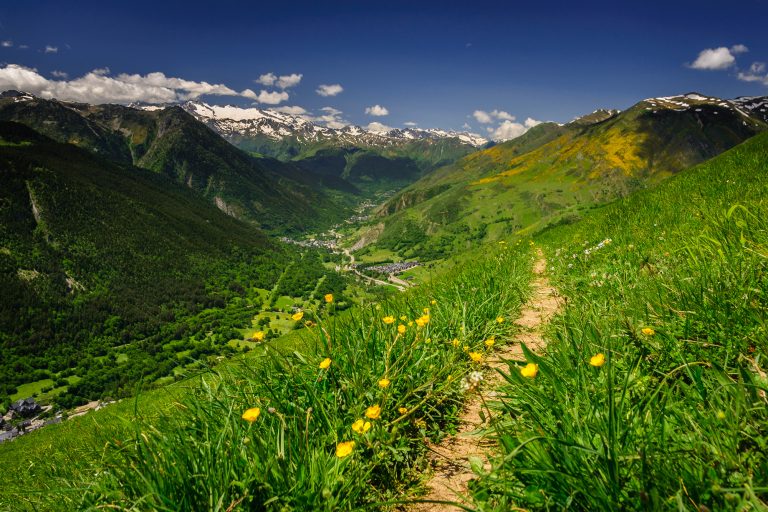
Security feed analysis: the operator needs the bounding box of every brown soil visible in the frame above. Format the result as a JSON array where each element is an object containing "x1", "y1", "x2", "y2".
[{"x1": 407, "y1": 250, "x2": 562, "y2": 511}]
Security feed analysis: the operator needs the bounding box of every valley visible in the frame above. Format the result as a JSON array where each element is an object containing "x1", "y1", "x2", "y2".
[{"x1": 1, "y1": 84, "x2": 767, "y2": 511}]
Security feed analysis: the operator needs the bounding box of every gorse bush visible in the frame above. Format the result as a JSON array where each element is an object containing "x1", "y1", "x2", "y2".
[
  {"x1": 474, "y1": 132, "x2": 768, "y2": 510},
  {"x1": 80, "y1": 244, "x2": 532, "y2": 510}
]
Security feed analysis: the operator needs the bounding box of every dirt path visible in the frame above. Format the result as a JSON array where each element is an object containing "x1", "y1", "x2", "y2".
[{"x1": 408, "y1": 250, "x2": 562, "y2": 511}]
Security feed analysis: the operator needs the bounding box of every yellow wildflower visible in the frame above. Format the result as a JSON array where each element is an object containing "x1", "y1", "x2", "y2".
[
  {"x1": 496, "y1": 316, "x2": 505, "y2": 324},
  {"x1": 463, "y1": 344, "x2": 469, "y2": 352},
  {"x1": 414, "y1": 418, "x2": 427, "y2": 428},
  {"x1": 305, "y1": 320, "x2": 315, "y2": 327},
  {"x1": 430, "y1": 299, "x2": 437, "y2": 305},
  {"x1": 292, "y1": 311, "x2": 304, "y2": 321},
  {"x1": 241, "y1": 407, "x2": 261, "y2": 422},
  {"x1": 485, "y1": 337, "x2": 495, "y2": 349},
  {"x1": 253, "y1": 331, "x2": 265, "y2": 341},
  {"x1": 365, "y1": 404, "x2": 382, "y2": 420},
  {"x1": 378, "y1": 378, "x2": 391, "y2": 388},
  {"x1": 319, "y1": 357, "x2": 331, "y2": 369},
  {"x1": 423, "y1": 307, "x2": 430, "y2": 314},
  {"x1": 641, "y1": 327, "x2": 655, "y2": 336},
  {"x1": 400, "y1": 315, "x2": 408, "y2": 321},
  {"x1": 415, "y1": 315, "x2": 430, "y2": 327},
  {"x1": 324, "y1": 293, "x2": 334, "y2": 303},
  {"x1": 716, "y1": 410, "x2": 726, "y2": 420},
  {"x1": 398, "y1": 407, "x2": 408, "y2": 415},
  {"x1": 383, "y1": 316, "x2": 395, "y2": 324},
  {"x1": 452, "y1": 338, "x2": 460, "y2": 348},
  {"x1": 408, "y1": 321, "x2": 414, "y2": 327},
  {"x1": 397, "y1": 324, "x2": 406, "y2": 334},
  {"x1": 589, "y1": 353, "x2": 606, "y2": 367},
  {"x1": 469, "y1": 351, "x2": 483, "y2": 363},
  {"x1": 335, "y1": 440, "x2": 355, "y2": 458},
  {"x1": 520, "y1": 363, "x2": 539, "y2": 378},
  {"x1": 351, "y1": 419, "x2": 372, "y2": 434}
]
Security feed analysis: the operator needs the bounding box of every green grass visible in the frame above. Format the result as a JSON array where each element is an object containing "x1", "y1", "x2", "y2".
[
  {"x1": 472, "y1": 131, "x2": 768, "y2": 510},
  {"x1": 0, "y1": 242, "x2": 532, "y2": 511},
  {"x1": 10, "y1": 379, "x2": 55, "y2": 401}
]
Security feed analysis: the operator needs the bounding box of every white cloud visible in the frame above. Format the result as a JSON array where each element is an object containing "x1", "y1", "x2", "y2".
[
  {"x1": 737, "y1": 61, "x2": 768, "y2": 85},
  {"x1": 255, "y1": 72, "x2": 303, "y2": 89},
  {"x1": 255, "y1": 72, "x2": 277, "y2": 86},
  {"x1": 487, "y1": 117, "x2": 543, "y2": 142},
  {"x1": 403, "y1": 121, "x2": 418, "y2": 127},
  {"x1": 18, "y1": 44, "x2": 29, "y2": 49},
  {"x1": 689, "y1": 45, "x2": 748, "y2": 70},
  {"x1": 242, "y1": 88, "x2": 290, "y2": 104},
  {"x1": 316, "y1": 83, "x2": 343, "y2": 97},
  {"x1": 490, "y1": 109, "x2": 515, "y2": 121},
  {"x1": 473, "y1": 110, "x2": 493, "y2": 124},
  {"x1": 44, "y1": 45, "x2": 58, "y2": 54},
  {"x1": 51, "y1": 70, "x2": 68, "y2": 78},
  {"x1": 365, "y1": 104, "x2": 389, "y2": 116},
  {"x1": 320, "y1": 106, "x2": 342, "y2": 115},
  {"x1": 273, "y1": 105, "x2": 307, "y2": 115},
  {"x1": 0, "y1": 64, "x2": 267, "y2": 104},
  {"x1": 276, "y1": 73, "x2": 302, "y2": 89},
  {"x1": 366, "y1": 121, "x2": 392, "y2": 134},
  {"x1": 301, "y1": 107, "x2": 349, "y2": 128},
  {"x1": 1, "y1": 41, "x2": 12, "y2": 48}
]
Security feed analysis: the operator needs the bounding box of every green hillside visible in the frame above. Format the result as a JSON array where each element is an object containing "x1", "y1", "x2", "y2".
[
  {"x1": 367, "y1": 97, "x2": 766, "y2": 260},
  {"x1": 0, "y1": 121, "x2": 345, "y2": 408},
  {"x1": 474, "y1": 131, "x2": 768, "y2": 509},
  {"x1": 0, "y1": 96, "x2": 348, "y2": 233}
]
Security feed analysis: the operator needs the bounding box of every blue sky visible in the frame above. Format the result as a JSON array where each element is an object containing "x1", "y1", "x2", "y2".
[{"x1": 1, "y1": 0, "x2": 767, "y2": 135}]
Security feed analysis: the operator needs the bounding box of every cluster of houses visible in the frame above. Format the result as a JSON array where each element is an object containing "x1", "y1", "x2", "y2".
[
  {"x1": 0, "y1": 397, "x2": 61, "y2": 443},
  {"x1": 362, "y1": 261, "x2": 420, "y2": 275}
]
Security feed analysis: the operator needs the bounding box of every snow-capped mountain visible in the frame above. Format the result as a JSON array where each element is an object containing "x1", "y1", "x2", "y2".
[
  {"x1": 174, "y1": 101, "x2": 489, "y2": 148},
  {"x1": 639, "y1": 93, "x2": 768, "y2": 125}
]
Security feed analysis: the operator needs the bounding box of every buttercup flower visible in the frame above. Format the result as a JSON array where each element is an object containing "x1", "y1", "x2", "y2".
[
  {"x1": 400, "y1": 315, "x2": 408, "y2": 321},
  {"x1": 496, "y1": 316, "x2": 505, "y2": 324},
  {"x1": 469, "y1": 351, "x2": 483, "y2": 363},
  {"x1": 336, "y1": 440, "x2": 355, "y2": 458},
  {"x1": 292, "y1": 311, "x2": 304, "y2": 321},
  {"x1": 485, "y1": 337, "x2": 495, "y2": 348},
  {"x1": 383, "y1": 316, "x2": 395, "y2": 324},
  {"x1": 365, "y1": 404, "x2": 382, "y2": 420},
  {"x1": 398, "y1": 324, "x2": 406, "y2": 334},
  {"x1": 590, "y1": 353, "x2": 606, "y2": 367},
  {"x1": 430, "y1": 300, "x2": 437, "y2": 305},
  {"x1": 242, "y1": 407, "x2": 261, "y2": 422},
  {"x1": 452, "y1": 338, "x2": 460, "y2": 348},
  {"x1": 351, "y1": 419, "x2": 372, "y2": 434},
  {"x1": 378, "y1": 378, "x2": 391, "y2": 388},
  {"x1": 398, "y1": 407, "x2": 408, "y2": 415},
  {"x1": 520, "y1": 363, "x2": 539, "y2": 378},
  {"x1": 324, "y1": 293, "x2": 334, "y2": 303},
  {"x1": 319, "y1": 357, "x2": 331, "y2": 369},
  {"x1": 641, "y1": 327, "x2": 655, "y2": 336},
  {"x1": 415, "y1": 315, "x2": 430, "y2": 327}
]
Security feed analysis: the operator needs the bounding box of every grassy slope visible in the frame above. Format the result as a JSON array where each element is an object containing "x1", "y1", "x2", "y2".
[
  {"x1": 0, "y1": 239, "x2": 533, "y2": 511},
  {"x1": 473, "y1": 131, "x2": 768, "y2": 510},
  {"x1": 371, "y1": 102, "x2": 765, "y2": 260}
]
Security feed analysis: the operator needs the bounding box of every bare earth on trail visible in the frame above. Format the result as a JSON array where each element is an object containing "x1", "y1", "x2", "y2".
[{"x1": 408, "y1": 250, "x2": 562, "y2": 511}]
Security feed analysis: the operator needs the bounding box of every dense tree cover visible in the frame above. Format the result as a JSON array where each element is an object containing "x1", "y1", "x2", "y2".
[{"x1": 0, "y1": 122, "x2": 352, "y2": 406}]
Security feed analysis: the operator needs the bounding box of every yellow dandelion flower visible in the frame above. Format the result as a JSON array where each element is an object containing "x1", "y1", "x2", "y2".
[
  {"x1": 641, "y1": 327, "x2": 655, "y2": 336},
  {"x1": 589, "y1": 353, "x2": 606, "y2": 367},
  {"x1": 253, "y1": 331, "x2": 265, "y2": 341},
  {"x1": 383, "y1": 316, "x2": 395, "y2": 324},
  {"x1": 397, "y1": 324, "x2": 406, "y2": 334},
  {"x1": 336, "y1": 440, "x2": 355, "y2": 458},
  {"x1": 351, "y1": 419, "x2": 372, "y2": 434},
  {"x1": 292, "y1": 311, "x2": 304, "y2": 321},
  {"x1": 378, "y1": 378, "x2": 391, "y2": 388},
  {"x1": 520, "y1": 363, "x2": 539, "y2": 378},
  {"x1": 415, "y1": 315, "x2": 430, "y2": 327},
  {"x1": 365, "y1": 404, "x2": 382, "y2": 420},
  {"x1": 496, "y1": 316, "x2": 505, "y2": 324},
  {"x1": 485, "y1": 337, "x2": 495, "y2": 349},
  {"x1": 319, "y1": 357, "x2": 331, "y2": 369},
  {"x1": 241, "y1": 407, "x2": 261, "y2": 422},
  {"x1": 469, "y1": 351, "x2": 483, "y2": 363},
  {"x1": 324, "y1": 293, "x2": 334, "y2": 303},
  {"x1": 398, "y1": 407, "x2": 408, "y2": 415}
]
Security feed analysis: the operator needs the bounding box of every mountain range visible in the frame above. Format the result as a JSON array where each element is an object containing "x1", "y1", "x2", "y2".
[{"x1": 362, "y1": 93, "x2": 768, "y2": 259}]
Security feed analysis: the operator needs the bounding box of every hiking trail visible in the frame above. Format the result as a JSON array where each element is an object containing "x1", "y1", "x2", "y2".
[{"x1": 409, "y1": 250, "x2": 562, "y2": 511}]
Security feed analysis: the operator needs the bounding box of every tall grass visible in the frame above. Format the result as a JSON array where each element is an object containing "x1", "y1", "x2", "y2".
[
  {"x1": 473, "y1": 133, "x2": 768, "y2": 510},
  {"x1": 74, "y1": 244, "x2": 532, "y2": 510}
]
